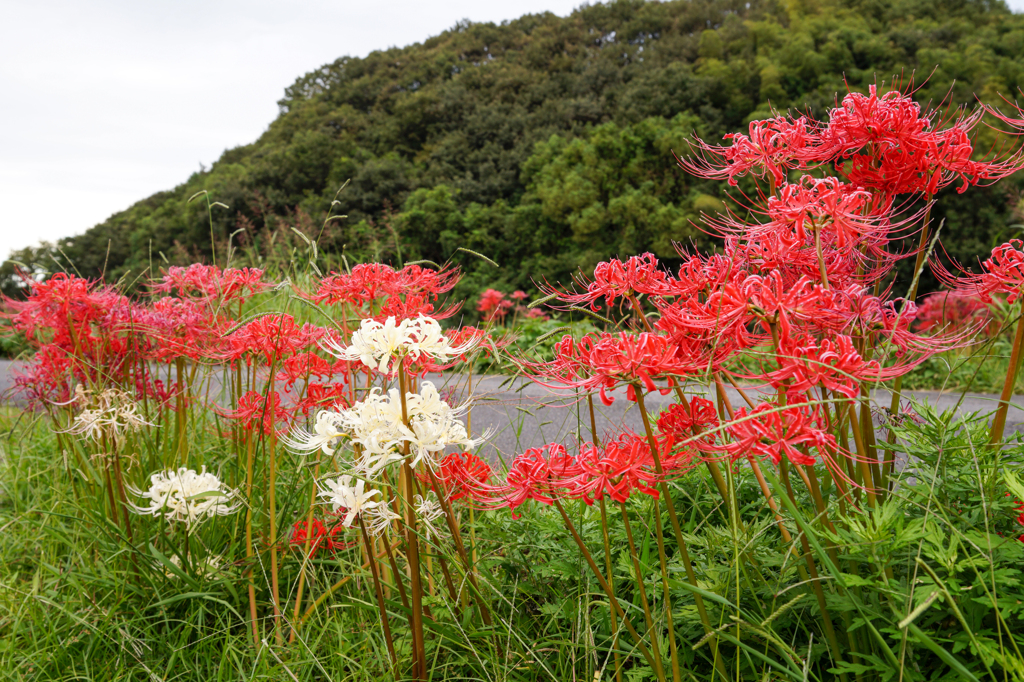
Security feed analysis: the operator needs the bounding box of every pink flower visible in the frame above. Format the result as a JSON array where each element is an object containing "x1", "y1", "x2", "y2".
[{"x1": 477, "y1": 289, "x2": 512, "y2": 322}]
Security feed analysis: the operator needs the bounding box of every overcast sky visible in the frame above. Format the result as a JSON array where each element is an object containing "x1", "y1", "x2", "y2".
[
  {"x1": 3, "y1": 0, "x2": 1022, "y2": 263},
  {"x1": 0, "y1": 0, "x2": 585, "y2": 261}
]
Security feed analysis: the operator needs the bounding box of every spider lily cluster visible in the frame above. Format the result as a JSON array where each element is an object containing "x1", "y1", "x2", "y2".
[{"x1": 5, "y1": 83, "x2": 1024, "y2": 680}]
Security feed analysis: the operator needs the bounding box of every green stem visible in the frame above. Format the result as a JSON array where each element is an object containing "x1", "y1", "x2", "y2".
[
  {"x1": 619, "y1": 502, "x2": 667, "y2": 682},
  {"x1": 551, "y1": 498, "x2": 659, "y2": 672},
  {"x1": 383, "y1": 529, "x2": 410, "y2": 610},
  {"x1": 423, "y1": 467, "x2": 494, "y2": 626},
  {"x1": 243, "y1": 432, "x2": 258, "y2": 647},
  {"x1": 883, "y1": 199, "x2": 933, "y2": 470},
  {"x1": 268, "y1": 426, "x2": 282, "y2": 646},
  {"x1": 175, "y1": 357, "x2": 186, "y2": 467},
  {"x1": 629, "y1": 294, "x2": 729, "y2": 505},
  {"x1": 780, "y1": 461, "x2": 847, "y2": 682},
  {"x1": 815, "y1": 224, "x2": 830, "y2": 289},
  {"x1": 635, "y1": 389, "x2": 727, "y2": 681},
  {"x1": 360, "y1": 517, "x2": 398, "y2": 666},
  {"x1": 296, "y1": 541, "x2": 398, "y2": 630},
  {"x1": 599, "y1": 497, "x2": 623, "y2": 682},
  {"x1": 591, "y1": 395, "x2": 623, "y2": 682},
  {"x1": 847, "y1": 403, "x2": 877, "y2": 510},
  {"x1": 289, "y1": 459, "x2": 321, "y2": 644},
  {"x1": 398, "y1": 368, "x2": 427, "y2": 680},
  {"x1": 991, "y1": 310, "x2": 1024, "y2": 444}
]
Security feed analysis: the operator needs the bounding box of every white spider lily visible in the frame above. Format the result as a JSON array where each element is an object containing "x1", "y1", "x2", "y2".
[
  {"x1": 402, "y1": 410, "x2": 481, "y2": 468},
  {"x1": 415, "y1": 492, "x2": 446, "y2": 540},
  {"x1": 364, "y1": 501, "x2": 401, "y2": 537},
  {"x1": 320, "y1": 314, "x2": 479, "y2": 373},
  {"x1": 287, "y1": 381, "x2": 484, "y2": 476},
  {"x1": 400, "y1": 382, "x2": 485, "y2": 468},
  {"x1": 282, "y1": 410, "x2": 346, "y2": 455},
  {"x1": 127, "y1": 467, "x2": 240, "y2": 530},
  {"x1": 66, "y1": 408, "x2": 109, "y2": 441},
  {"x1": 319, "y1": 475, "x2": 383, "y2": 527},
  {"x1": 60, "y1": 388, "x2": 156, "y2": 444},
  {"x1": 403, "y1": 315, "x2": 478, "y2": 363},
  {"x1": 321, "y1": 316, "x2": 410, "y2": 373}
]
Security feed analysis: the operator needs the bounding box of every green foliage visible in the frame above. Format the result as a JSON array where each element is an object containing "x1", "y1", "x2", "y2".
[
  {"x1": 4, "y1": 399, "x2": 1024, "y2": 679},
  {"x1": 7, "y1": 0, "x2": 1024, "y2": 297}
]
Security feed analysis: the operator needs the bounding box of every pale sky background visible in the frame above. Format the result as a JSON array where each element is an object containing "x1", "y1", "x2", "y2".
[
  {"x1": 3, "y1": 0, "x2": 1023, "y2": 262},
  {"x1": 0, "y1": 0, "x2": 585, "y2": 261}
]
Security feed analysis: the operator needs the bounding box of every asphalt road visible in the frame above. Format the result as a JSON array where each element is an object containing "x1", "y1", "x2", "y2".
[{"x1": 3, "y1": 360, "x2": 1022, "y2": 464}]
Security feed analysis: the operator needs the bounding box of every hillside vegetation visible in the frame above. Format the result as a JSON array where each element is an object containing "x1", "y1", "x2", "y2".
[{"x1": 6, "y1": 0, "x2": 1024, "y2": 302}]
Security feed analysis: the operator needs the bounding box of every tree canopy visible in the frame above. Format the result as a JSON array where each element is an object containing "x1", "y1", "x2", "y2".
[{"x1": 6, "y1": 0, "x2": 1024, "y2": 299}]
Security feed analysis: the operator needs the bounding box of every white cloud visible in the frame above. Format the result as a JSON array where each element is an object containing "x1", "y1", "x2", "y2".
[{"x1": 0, "y1": 0, "x2": 585, "y2": 260}]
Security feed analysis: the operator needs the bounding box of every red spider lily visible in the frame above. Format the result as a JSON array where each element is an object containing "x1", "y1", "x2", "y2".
[
  {"x1": 290, "y1": 518, "x2": 357, "y2": 557},
  {"x1": 311, "y1": 264, "x2": 398, "y2": 305},
  {"x1": 479, "y1": 443, "x2": 580, "y2": 514},
  {"x1": 394, "y1": 264, "x2": 460, "y2": 297},
  {"x1": 135, "y1": 296, "x2": 226, "y2": 361},
  {"x1": 666, "y1": 252, "x2": 741, "y2": 299},
  {"x1": 372, "y1": 290, "x2": 461, "y2": 323},
  {"x1": 542, "y1": 253, "x2": 672, "y2": 311},
  {"x1": 220, "y1": 315, "x2": 322, "y2": 366},
  {"x1": 422, "y1": 451, "x2": 493, "y2": 502},
  {"x1": 759, "y1": 333, "x2": 921, "y2": 400},
  {"x1": 297, "y1": 382, "x2": 351, "y2": 415},
  {"x1": 133, "y1": 374, "x2": 182, "y2": 410},
  {"x1": 915, "y1": 291, "x2": 994, "y2": 335},
  {"x1": 5, "y1": 275, "x2": 134, "y2": 368},
  {"x1": 153, "y1": 264, "x2": 269, "y2": 303},
  {"x1": 310, "y1": 263, "x2": 459, "y2": 307},
  {"x1": 848, "y1": 293, "x2": 973, "y2": 357},
  {"x1": 218, "y1": 268, "x2": 270, "y2": 303},
  {"x1": 652, "y1": 288, "x2": 752, "y2": 357},
  {"x1": 219, "y1": 390, "x2": 292, "y2": 435},
  {"x1": 477, "y1": 289, "x2": 512, "y2": 322},
  {"x1": 5, "y1": 273, "x2": 119, "y2": 338},
  {"x1": 713, "y1": 399, "x2": 838, "y2": 469},
  {"x1": 447, "y1": 326, "x2": 508, "y2": 360},
  {"x1": 657, "y1": 397, "x2": 720, "y2": 446},
  {"x1": 559, "y1": 433, "x2": 664, "y2": 504},
  {"x1": 511, "y1": 290, "x2": 528, "y2": 301},
  {"x1": 681, "y1": 114, "x2": 826, "y2": 187},
  {"x1": 1012, "y1": 495, "x2": 1024, "y2": 543},
  {"x1": 3, "y1": 274, "x2": 151, "y2": 399},
  {"x1": 12, "y1": 346, "x2": 76, "y2": 407},
  {"x1": 762, "y1": 177, "x2": 884, "y2": 250},
  {"x1": 825, "y1": 85, "x2": 1020, "y2": 195},
  {"x1": 694, "y1": 272, "x2": 850, "y2": 344},
  {"x1": 527, "y1": 332, "x2": 700, "y2": 405},
  {"x1": 277, "y1": 351, "x2": 341, "y2": 388},
  {"x1": 939, "y1": 240, "x2": 1024, "y2": 304},
  {"x1": 152, "y1": 264, "x2": 220, "y2": 297},
  {"x1": 291, "y1": 518, "x2": 330, "y2": 556}
]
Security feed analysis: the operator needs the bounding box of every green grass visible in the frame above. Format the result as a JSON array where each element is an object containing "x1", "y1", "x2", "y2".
[{"x1": 3, "y1": 398, "x2": 1024, "y2": 681}]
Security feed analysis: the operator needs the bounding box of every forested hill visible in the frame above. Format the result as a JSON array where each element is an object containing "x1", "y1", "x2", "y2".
[{"x1": 7, "y1": 0, "x2": 1024, "y2": 299}]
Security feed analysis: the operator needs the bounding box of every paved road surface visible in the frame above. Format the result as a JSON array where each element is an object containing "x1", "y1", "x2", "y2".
[{"x1": 3, "y1": 360, "x2": 1022, "y2": 464}]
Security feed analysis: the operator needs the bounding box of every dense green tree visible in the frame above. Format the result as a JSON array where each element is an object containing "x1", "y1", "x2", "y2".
[{"x1": 9, "y1": 0, "x2": 1024, "y2": 299}]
